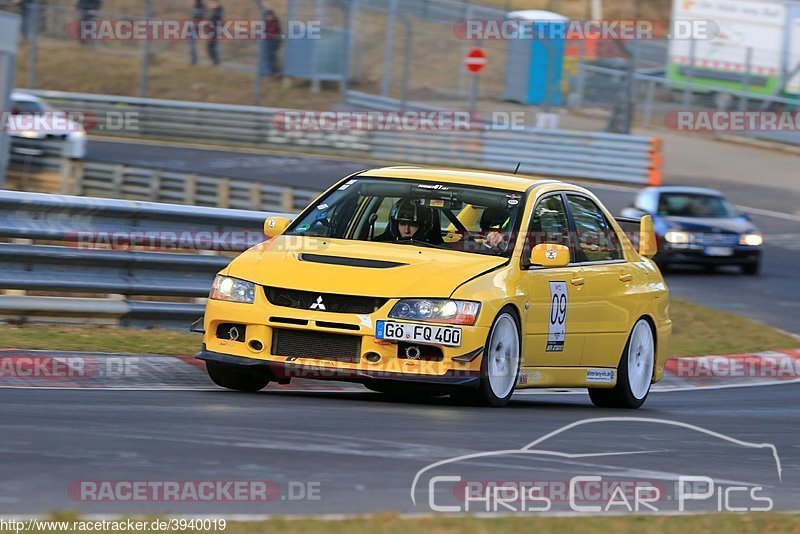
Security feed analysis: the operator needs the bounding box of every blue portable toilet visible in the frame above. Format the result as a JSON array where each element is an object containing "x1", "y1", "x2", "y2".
[{"x1": 502, "y1": 10, "x2": 567, "y2": 106}]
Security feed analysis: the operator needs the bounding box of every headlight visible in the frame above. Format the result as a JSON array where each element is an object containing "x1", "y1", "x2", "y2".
[
  {"x1": 71, "y1": 130, "x2": 87, "y2": 139},
  {"x1": 17, "y1": 130, "x2": 39, "y2": 139},
  {"x1": 664, "y1": 230, "x2": 691, "y2": 245},
  {"x1": 210, "y1": 275, "x2": 256, "y2": 303},
  {"x1": 389, "y1": 299, "x2": 481, "y2": 326},
  {"x1": 740, "y1": 233, "x2": 763, "y2": 246}
]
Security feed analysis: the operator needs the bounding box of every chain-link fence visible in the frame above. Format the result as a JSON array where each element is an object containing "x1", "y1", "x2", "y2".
[{"x1": 569, "y1": 39, "x2": 800, "y2": 144}]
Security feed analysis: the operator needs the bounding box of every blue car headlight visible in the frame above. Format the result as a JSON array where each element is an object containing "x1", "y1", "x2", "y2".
[{"x1": 210, "y1": 275, "x2": 256, "y2": 304}]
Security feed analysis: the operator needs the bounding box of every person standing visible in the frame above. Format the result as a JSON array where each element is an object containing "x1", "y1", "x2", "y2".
[
  {"x1": 76, "y1": 0, "x2": 102, "y2": 47},
  {"x1": 207, "y1": 0, "x2": 223, "y2": 65},
  {"x1": 263, "y1": 5, "x2": 283, "y2": 76},
  {"x1": 188, "y1": 0, "x2": 205, "y2": 65}
]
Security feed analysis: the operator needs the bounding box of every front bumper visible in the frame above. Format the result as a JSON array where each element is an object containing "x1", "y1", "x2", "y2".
[
  {"x1": 197, "y1": 346, "x2": 481, "y2": 387},
  {"x1": 658, "y1": 246, "x2": 761, "y2": 266},
  {"x1": 199, "y1": 295, "x2": 488, "y2": 382}
]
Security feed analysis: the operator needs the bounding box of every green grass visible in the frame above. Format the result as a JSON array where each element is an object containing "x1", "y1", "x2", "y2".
[
  {"x1": 669, "y1": 299, "x2": 799, "y2": 357},
  {"x1": 38, "y1": 511, "x2": 800, "y2": 533},
  {"x1": 0, "y1": 299, "x2": 797, "y2": 357},
  {"x1": 0, "y1": 322, "x2": 201, "y2": 356}
]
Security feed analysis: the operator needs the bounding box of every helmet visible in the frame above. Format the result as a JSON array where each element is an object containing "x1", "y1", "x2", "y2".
[{"x1": 389, "y1": 199, "x2": 434, "y2": 240}]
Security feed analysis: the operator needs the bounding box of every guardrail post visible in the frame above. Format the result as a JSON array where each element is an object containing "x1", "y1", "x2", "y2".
[
  {"x1": 59, "y1": 158, "x2": 73, "y2": 195},
  {"x1": 184, "y1": 174, "x2": 198, "y2": 205},
  {"x1": 281, "y1": 187, "x2": 294, "y2": 212},
  {"x1": 217, "y1": 179, "x2": 231, "y2": 208},
  {"x1": 149, "y1": 169, "x2": 162, "y2": 202},
  {"x1": 72, "y1": 160, "x2": 85, "y2": 195},
  {"x1": 251, "y1": 183, "x2": 263, "y2": 210},
  {"x1": 112, "y1": 165, "x2": 125, "y2": 197}
]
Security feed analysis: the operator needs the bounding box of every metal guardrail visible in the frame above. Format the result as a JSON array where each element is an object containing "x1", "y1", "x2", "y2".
[
  {"x1": 346, "y1": 91, "x2": 662, "y2": 184},
  {"x1": 27, "y1": 89, "x2": 371, "y2": 152},
  {"x1": 74, "y1": 161, "x2": 320, "y2": 211},
  {"x1": 0, "y1": 190, "x2": 288, "y2": 329},
  {"x1": 30, "y1": 90, "x2": 664, "y2": 185}
]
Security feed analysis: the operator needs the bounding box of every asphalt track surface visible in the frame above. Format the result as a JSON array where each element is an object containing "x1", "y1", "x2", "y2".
[
  {"x1": 89, "y1": 139, "x2": 800, "y2": 334},
  {"x1": 0, "y1": 383, "x2": 797, "y2": 515}
]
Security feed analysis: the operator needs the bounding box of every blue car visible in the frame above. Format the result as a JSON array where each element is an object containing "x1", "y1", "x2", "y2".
[{"x1": 621, "y1": 186, "x2": 763, "y2": 275}]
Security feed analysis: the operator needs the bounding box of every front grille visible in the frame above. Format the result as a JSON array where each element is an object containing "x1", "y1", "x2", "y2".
[
  {"x1": 693, "y1": 232, "x2": 738, "y2": 246},
  {"x1": 264, "y1": 286, "x2": 388, "y2": 314},
  {"x1": 271, "y1": 328, "x2": 362, "y2": 363}
]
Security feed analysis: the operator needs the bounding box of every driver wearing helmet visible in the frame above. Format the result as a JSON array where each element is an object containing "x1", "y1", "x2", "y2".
[{"x1": 375, "y1": 199, "x2": 444, "y2": 245}]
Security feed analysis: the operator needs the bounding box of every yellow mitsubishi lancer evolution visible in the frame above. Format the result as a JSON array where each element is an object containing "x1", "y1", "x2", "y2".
[{"x1": 197, "y1": 167, "x2": 671, "y2": 408}]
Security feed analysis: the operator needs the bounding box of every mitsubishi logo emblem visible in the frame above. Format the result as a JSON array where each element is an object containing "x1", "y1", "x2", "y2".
[{"x1": 310, "y1": 296, "x2": 326, "y2": 311}]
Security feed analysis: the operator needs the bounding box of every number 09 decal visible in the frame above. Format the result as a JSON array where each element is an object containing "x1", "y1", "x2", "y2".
[{"x1": 547, "y1": 281, "x2": 568, "y2": 352}]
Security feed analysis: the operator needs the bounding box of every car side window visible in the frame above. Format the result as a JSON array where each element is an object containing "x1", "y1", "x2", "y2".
[
  {"x1": 525, "y1": 194, "x2": 571, "y2": 260},
  {"x1": 566, "y1": 195, "x2": 624, "y2": 263}
]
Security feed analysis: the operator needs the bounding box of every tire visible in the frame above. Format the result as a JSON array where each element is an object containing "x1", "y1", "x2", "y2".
[
  {"x1": 589, "y1": 318, "x2": 655, "y2": 409},
  {"x1": 206, "y1": 361, "x2": 271, "y2": 392},
  {"x1": 741, "y1": 262, "x2": 760, "y2": 276},
  {"x1": 451, "y1": 309, "x2": 521, "y2": 407}
]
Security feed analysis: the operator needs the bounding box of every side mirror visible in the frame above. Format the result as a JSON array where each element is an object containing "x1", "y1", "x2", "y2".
[
  {"x1": 742, "y1": 212, "x2": 752, "y2": 221},
  {"x1": 264, "y1": 216, "x2": 291, "y2": 238},
  {"x1": 530, "y1": 244, "x2": 570, "y2": 268},
  {"x1": 639, "y1": 215, "x2": 658, "y2": 257}
]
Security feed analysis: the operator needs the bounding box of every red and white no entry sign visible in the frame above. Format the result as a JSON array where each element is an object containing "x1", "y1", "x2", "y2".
[{"x1": 464, "y1": 47, "x2": 487, "y2": 74}]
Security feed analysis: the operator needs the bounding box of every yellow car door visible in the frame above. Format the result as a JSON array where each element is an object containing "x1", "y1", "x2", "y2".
[
  {"x1": 522, "y1": 193, "x2": 585, "y2": 367},
  {"x1": 564, "y1": 193, "x2": 640, "y2": 367}
]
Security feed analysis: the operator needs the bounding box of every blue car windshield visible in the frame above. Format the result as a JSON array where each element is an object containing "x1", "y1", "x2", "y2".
[
  {"x1": 284, "y1": 178, "x2": 524, "y2": 257},
  {"x1": 658, "y1": 193, "x2": 739, "y2": 218}
]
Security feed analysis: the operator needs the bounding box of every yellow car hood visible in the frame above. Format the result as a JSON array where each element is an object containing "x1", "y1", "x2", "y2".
[{"x1": 226, "y1": 236, "x2": 507, "y2": 298}]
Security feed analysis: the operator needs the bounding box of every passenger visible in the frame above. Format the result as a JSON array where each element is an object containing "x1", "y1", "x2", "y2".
[{"x1": 480, "y1": 207, "x2": 511, "y2": 251}]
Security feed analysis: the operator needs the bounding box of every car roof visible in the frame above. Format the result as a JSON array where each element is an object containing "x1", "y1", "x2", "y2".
[
  {"x1": 646, "y1": 186, "x2": 724, "y2": 196},
  {"x1": 10, "y1": 91, "x2": 41, "y2": 102},
  {"x1": 358, "y1": 166, "x2": 561, "y2": 193}
]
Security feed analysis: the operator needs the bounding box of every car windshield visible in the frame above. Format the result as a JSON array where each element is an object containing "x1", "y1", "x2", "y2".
[
  {"x1": 11, "y1": 99, "x2": 49, "y2": 114},
  {"x1": 657, "y1": 193, "x2": 739, "y2": 218},
  {"x1": 285, "y1": 177, "x2": 524, "y2": 257}
]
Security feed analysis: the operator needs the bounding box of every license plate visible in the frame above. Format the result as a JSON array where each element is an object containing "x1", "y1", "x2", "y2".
[
  {"x1": 375, "y1": 321, "x2": 462, "y2": 347},
  {"x1": 705, "y1": 247, "x2": 733, "y2": 257}
]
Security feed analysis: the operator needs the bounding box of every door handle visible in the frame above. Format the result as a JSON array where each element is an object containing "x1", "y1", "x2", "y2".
[
  {"x1": 570, "y1": 277, "x2": 585, "y2": 286},
  {"x1": 619, "y1": 273, "x2": 633, "y2": 282}
]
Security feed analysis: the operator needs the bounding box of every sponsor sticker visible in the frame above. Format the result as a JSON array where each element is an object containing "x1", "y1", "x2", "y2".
[{"x1": 586, "y1": 368, "x2": 616, "y2": 383}]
